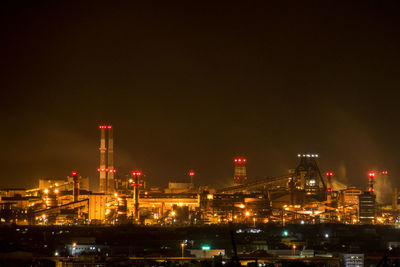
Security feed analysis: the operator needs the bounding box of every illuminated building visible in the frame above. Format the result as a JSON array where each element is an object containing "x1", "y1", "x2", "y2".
[
  {"x1": 1, "y1": 142, "x2": 396, "y2": 227},
  {"x1": 359, "y1": 192, "x2": 376, "y2": 224}
]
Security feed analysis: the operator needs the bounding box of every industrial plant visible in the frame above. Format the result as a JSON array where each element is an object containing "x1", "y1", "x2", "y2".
[{"x1": 1, "y1": 125, "x2": 398, "y2": 227}]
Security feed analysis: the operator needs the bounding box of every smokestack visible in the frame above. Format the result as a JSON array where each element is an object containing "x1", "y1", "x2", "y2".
[
  {"x1": 72, "y1": 172, "x2": 79, "y2": 202},
  {"x1": 233, "y1": 157, "x2": 247, "y2": 184},
  {"x1": 189, "y1": 171, "x2": 195, "y2": 189},
  {"x1": 368, "y1": 171, "x2": 375, "y2": 195},
  {"x1": 99, "y1": 126, "x2": 107, "y2": 193},
  {"x1": 107, "y1": 126, "x2": 114, "y2": 193},
  {"x1": 132, "y1": 171, "x2": 142, "y2": 220},
  {"x1": 326, "y1": 172, "x2": 333, "y2": 204}
]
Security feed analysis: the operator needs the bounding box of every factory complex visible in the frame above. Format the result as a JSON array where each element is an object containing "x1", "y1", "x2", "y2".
[{"x1": 1, "y1": 125, "x2": 398, "y2": 227}]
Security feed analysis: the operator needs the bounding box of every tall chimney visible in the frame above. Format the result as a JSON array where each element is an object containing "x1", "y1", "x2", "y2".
[
  {"x1": 72, "y1": 172, "x2": 80, "y2": 202},
  {"x1": 326, "y1": 172, "x2": 333, "y2": 204},
  {"x1": 233, "y1": 157, "x2": 247, "y2": 184},
  {"x1": 189, "y1": 171, "x2": 195, "y2": 189},
  {"x1": 107, "y1": 126, "x2": 114, "y2": 193},
  {"x1": 99, "y1": 126, "x2": 107, "y2": 193},
  {"x1": 368, "y1": 171, "x2": 376, "y2": 195}
]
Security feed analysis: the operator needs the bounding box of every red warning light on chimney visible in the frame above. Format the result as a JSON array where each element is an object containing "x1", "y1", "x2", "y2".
[
  {"x1": 72, "y1": 171, "x2": 78, "y2": 176},
  {"x1": 368, "y1": 172, "x2": 376, "y2": 178},
  {"x1": 326, "y1": 172, "x2": 334, "y2": 176},
  {"x1": 189, "y1": 171, "x2": 195, "y2": 176},
  {"x1": 382, "y1": 170, "x2": 388, "y2": 175}
]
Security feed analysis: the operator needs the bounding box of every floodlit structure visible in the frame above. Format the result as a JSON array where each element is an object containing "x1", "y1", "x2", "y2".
[
  {"x1": 359, "y1": 192, "x2": 376, "y2": 224},
  {"x1": 295, "y1": 154, "x2": 326, "y2": 200},
  {"x1": 0, "y1": 123, "x2": 397, "y2": 227}
]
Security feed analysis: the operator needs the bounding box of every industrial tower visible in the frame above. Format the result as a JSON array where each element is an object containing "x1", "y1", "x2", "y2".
[
  {"x1": 233, "y1": 158, "x2": 247, "y2": 184},
  {"x1": 295, "y1": 154, "x2": 326, "y2": 200},
  {"x1": 98, "y1": 125, "x2": 116, "y2": 194}
]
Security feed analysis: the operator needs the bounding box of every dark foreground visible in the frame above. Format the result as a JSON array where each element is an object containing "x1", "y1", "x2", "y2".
[{"x1": 1, "y1": 223, "x2": 400, "y2": 266}]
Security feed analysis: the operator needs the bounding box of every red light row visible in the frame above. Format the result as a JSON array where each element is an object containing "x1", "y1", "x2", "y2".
[
  {"x1": 99, "y1": 125, "x2": 112, "y2": 129},
  {"x1": 233, "y1": 177, "x2": 247, "y2": 180},
  {"x1": 97, "y1": 168, "x2": 117, "y2": 173},
  {"x1": 325, "y1": 171, "x2": 387, "y2": 178},
  {"x1": 132, "y1": 171, "x2": 142, "y2": 176},
  {"x1": 189, "y1": 171, "x2": 195, "y2": 176},
  {"x1": 234, "y1": 158, "x2": 247, "y2": 163}
]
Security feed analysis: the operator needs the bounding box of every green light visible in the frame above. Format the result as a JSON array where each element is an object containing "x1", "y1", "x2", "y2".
[
  {"x1": 282, "y1": 231, "x2": 288, "y2": 237},
  {"x1": 202, "y1": 246, "x2": 211, "y2": 251}
]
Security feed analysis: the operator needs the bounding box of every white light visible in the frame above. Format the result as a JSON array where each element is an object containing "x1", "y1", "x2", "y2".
[
  {"x1": 324, "y1": 233, "x2": 329, "y2": 238},
  {"x1": 300, "y1": 220, "x2": 305, "y2": 224},
  {"x1": 297, "y1": 154, "x2": 301, "y2": 158}
]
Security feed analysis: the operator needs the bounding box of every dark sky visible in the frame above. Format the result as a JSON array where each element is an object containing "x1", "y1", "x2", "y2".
[{"x1": 1, "y1": 1, "x2": 400, "y2": 191}]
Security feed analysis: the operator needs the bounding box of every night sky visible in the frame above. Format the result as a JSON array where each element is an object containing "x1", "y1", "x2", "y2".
[{"x1": 1, "y1": 2, "x2": 400, "y2": 191}]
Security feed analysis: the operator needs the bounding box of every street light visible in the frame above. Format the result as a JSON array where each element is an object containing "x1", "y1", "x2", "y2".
[
  {"x1": 181, "y1": 242, "x2": 185, "y2": 258},
  {"x1": 292, "y1": 244, "x2": 296, "y2": 256},
  {"x1": 72, "y1": 242, "x2": 77, "y2": 257}
]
